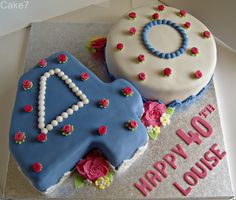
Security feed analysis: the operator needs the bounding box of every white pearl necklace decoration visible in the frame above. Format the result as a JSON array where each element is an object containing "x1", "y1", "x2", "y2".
[{"x1": 38, "y1": 68, "x2": 89, "y2": 134}]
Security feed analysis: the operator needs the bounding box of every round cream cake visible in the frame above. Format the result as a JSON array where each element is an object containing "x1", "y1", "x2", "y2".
[{"x1": 105, "y1": 4, "x2": 217, "y2": 104}]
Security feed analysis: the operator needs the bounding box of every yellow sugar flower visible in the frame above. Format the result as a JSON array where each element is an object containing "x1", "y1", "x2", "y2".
[
  {"x1": 160, "y1": 113, "x2": 171, "y2": 126},
  {"x1": 95, "y1": 176, "x2": 111, "y2": 190}
]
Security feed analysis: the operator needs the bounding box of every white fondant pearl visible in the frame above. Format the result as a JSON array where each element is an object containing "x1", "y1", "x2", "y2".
[
  {"x1": 41, "y1": 128, "x2": 48, "y2": 134},
  {"x1": 69, "y1": 83, "x2": 75, "y2": 88},
  {"x1": 72, "y1": 87, "x2": 79, "y2": 92},
  {"x1": 80, "y1": 94, "x2": 87, "y2": 100},
  {"x1": 38, "y1": 116, "x2": 44, "y2": 123},
  {"x1": 62, "y1": 75, "x2": 68, "y2": 80},
  {"x1": 75, "y1": 90, "x2": 82, "y2": 96},
  {"x1": 77, "y1": 101, "x2": 84, "y2": 108},
  {"x1": 56, "y1": 116, "x2": 63, "y2": 122},
  {"x1": 58, "y1": 71, "x2": 64, "y2": 77},
  {"x1": 38, "y1": 123, "x2": 45, "y2": 129},
  {"x1": 51, "y1": 120, "x2": 58, "y2": 126},
  {"x1": 83, "y1": 98, "x2": 89, "y2": 104},
  {"x1": 38, "y1": 110, "x2": 45, "y2": 116},
  {"x1": 39, "y1": 90, "x2": 46, "y2": 96},
  {"x1": 67, "y1": 108, "x2": 73, "y2": 115},
  {"x1": 49, "y1": 69, "x2": 55, "y2": 75},
  {"x1": 65, "y1": 78, "x2": 72, "y2": 84},
  {"x1": 40, "y1": 80, "x2": 46, "y2": 86},
  {"x1": 62, "y1": 112, "x2": 68, "y2": 119},
  {"x1": 46, "y1": 124, "x2": 53, "y2": 131},
  {"x1": 54, "y1": 68, "x2": 61, "y2": 73},
  {"x1": 40, "y1": 76, "x2": 47, "y2": 81},
  {"x1": 44, "y1": 72, "x2": 50, "y2": 78},
  {"x1": 39, "y1": 95, "x2": 45, "y2": 102},
  {"x1": 72, "y1": 105, "x2": 79, "y2": 111},
  {"x1": 40, "y1": 85, "x2": 46, "y2": 91},
  {"x1": 38, "y1": 101, "x2": 45, "y2": 106},
  {"x1": 38, "y1": 105, "x2": 45, "y2": 111}
]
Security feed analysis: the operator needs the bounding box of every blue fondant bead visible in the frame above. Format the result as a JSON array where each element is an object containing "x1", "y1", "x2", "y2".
[
  {"x1": 170, "y1": 53, "x2": 176, "y2": 58},
  {"x1": 155, "y1": 51, "x2": 160, "y2": 56},
  {"x1": 162, "y1": 19, "x2": 167, "y2": 24},
  {"x1": 165, "y1": 53, "x2": 171, "y2": 59},
  {"x1": 9, "y1": 51, "x2": 148, "y2": 192},
  {"x1": 179, "y1": 48, "x2": 184, "y2": 53},
  {"x1": 166, "y1": 20, "x2": 172, "y2": 25},
  {"x1": 159, "y1": 53, "x2": 164, "y2": 58}
]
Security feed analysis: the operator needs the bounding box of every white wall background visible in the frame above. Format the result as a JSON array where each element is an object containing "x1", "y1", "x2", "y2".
[
  {"x1": 161, "y1": 0, "x2": 236, "y2": 51},
  {"x1": 0, "y1": 0, "x2": 108, "y2": 36}
]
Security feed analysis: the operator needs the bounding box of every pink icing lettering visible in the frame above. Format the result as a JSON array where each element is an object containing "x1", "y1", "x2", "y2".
[
  {"x1": 163, "y1": 153, "x2": 177, "y2": 169},
  {"x1": 171, "y1": 144, "x2": 188, "y2": 159},
  {"x1": 184, "y1": 171, "x2": 198, "y2": 186},
  {"x1": 173, "y1": 182, "x2": 191, "y2": 196},
  {"x1": 134, "y1": 177, "x2": 153, "y2": 197},
  {"x1": 145, "y1": 170, "x2": 162, "y2": 187},
  {"x1": 191, "y1": 116, "x2": 212, "y2": 138},
  {"x1": 153, "y1": 161, "x2": 168, "y2": 178},
  {"x1": 191, "y1": 162, "x2": 208, "y2": 179}
]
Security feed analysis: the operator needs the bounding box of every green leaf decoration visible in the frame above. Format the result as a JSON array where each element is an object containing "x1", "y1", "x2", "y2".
[
  {"x1": 106, "y1": 171, "x2": 113, "y2": 182},
  {"x1": 166, "y1": 107, "x2": 175, "y2": 117},
  {"x1": 74, "y1": 173, "x2": 85, "y2": 189},
  {"x1": 148, "y1": 130, "x2": 159, "y2": 141}
]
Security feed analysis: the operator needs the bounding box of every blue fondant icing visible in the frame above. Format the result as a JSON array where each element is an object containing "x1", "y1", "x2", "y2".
[
  {"x1": 9, "y1": 51, "x2": 148, "y2": 192},
  {"x1": 142, "y1": 19, "x2": 188, "y2": 59}
]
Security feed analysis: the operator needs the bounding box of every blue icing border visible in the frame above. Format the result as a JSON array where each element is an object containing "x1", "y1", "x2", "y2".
[
  {"x1": 9, "y1": 51, "x2": 148, "y2": 192},
  {"x1": 142, "y1": 19, "x2": 188, "y2": 59}
]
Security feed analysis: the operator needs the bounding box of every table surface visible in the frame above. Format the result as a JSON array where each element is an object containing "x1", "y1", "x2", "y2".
[{"x1": 0, "y1": 0, "x2": 235, "y2": 196}]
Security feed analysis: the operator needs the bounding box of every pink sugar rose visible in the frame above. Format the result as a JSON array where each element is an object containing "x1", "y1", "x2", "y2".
[
  {"x1": 141, "y1": 101, "x2": 166, "y2": 127},
  {"x1": 76, "y1": 152, "x2": 109, "y2": 181}
]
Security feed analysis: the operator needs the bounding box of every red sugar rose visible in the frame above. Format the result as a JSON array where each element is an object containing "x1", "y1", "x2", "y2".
[
  {"x1": 157, "y1": 5, "x2": 165, "y2": 11},
  {"x1": 138, "y1": 54, "x2": 145, "y2": 62},
  {"x1": 152, "y1": 13, "x2": 159, "y2": 20},
  {"x1": 98, "y1": 126, "x2": 107, "y2": 136},
  {"x1": 129, "y1": 27, "x2": 136, "y2": 35},
  {"x1": 14, "y1": 131, "x2": 26, "y2": 144},
  {"x1": 179, "y1": 9, "x2": 186, "y2": 17},
  {"x1": 23, "y1": 80, "x2": 33, "y2": 90},
  {"x1": 63, "y1": 124, "x2": 73, "y2": 134},
  {"x1": 203, "y1": 31, "x2": 211, "y2": 38},
  {"x1": 195, "y1": 70, "x2": 203, "y2": 79},
  {"x1": 99, "y1": 98, "x2": 109, "y2": 108},
  {"x1": 58, "y1": 54, "x2": 68, "y2": 63},
  {"x1": 141, "y1": 101, "x2": 166, "y2": 127},
  {"x1": 90, "y1": 37, "x2": 107, "y2": 50},
  {"x1": 37, "y1": 133, "x2": 47, "y2": 143},
  {"x1": 76, "y1": 152, "x2": 109, "y2": 181},
  {"x1": 138, "y1": 72, "x2": 146, "y2": 81},
  {"x1": 164, "y1": 68, "x2": 172, "y2": 76},
  {"x1": 80, "y1": 72, "x2": 90, "y2": 81},
  {"x1": 191, "y1": 47, "x2": 199, "y2": 55},
  {"x1": 122, "y1": 86, "x2": 133, "y2": 96},
  {"x1": 116, "y1": 43, "x2": 124, "y2": 50},
  {"x1": 184, "y1": 22, "x2": 191, "y2": 28},
  {"x1": 129, "y1": 12, "x2": 136, "y2": 19},
  {"x1": 24, "y1": 104, "x2": 33, "y2": 112},
  {"x1": 32, "y1": 162, "x2": 43, "y2": 173},
  {"x1": 128, "y1": 120, "x2": 138, "y2": 130},
  {"x1": 38, "y1": 59, "x2": 47, "y2": 68}
]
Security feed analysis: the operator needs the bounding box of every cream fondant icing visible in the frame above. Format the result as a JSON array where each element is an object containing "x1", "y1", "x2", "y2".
[{"x1": 105, "y1": 5, "x2": 217, "y2": 104}]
